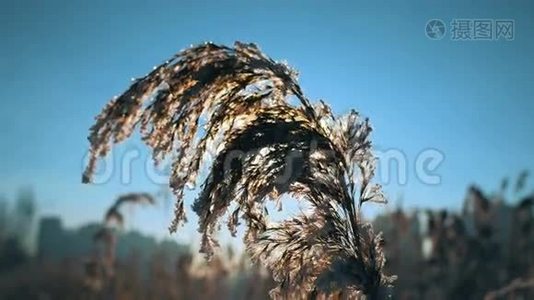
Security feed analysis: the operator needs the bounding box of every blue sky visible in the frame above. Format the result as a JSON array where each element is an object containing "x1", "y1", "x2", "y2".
[{"x1": 1, "y1": 1, "x2": 533, "y2": 243}]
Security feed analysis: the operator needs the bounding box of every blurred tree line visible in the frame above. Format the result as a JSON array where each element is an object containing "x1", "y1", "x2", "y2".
[
  {"x1": 0, "y1": 172, "x2": 533, "y2": 299},
  {"x1": 373, "y1": 171, "x2": 534, "y2": 299},
  {"x1": 0, "y1": 188, "x2": 35, "y2": 272}
]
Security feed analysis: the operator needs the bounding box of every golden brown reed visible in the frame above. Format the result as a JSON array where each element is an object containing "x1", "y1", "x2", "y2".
[{"x1": 83, "y1": 42, "x2": 394, "y2": 299}]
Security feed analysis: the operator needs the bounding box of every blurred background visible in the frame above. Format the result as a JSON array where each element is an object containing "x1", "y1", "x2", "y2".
[{"x1": 1, "y1": 1, "x2": 533, "y2": 299}]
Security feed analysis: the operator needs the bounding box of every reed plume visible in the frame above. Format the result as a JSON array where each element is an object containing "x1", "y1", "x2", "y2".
[
  {"x1": 85, "y1": 193, "x2": 155, "y2": 294},
  {"x1": 83, "y1": 42, "x2": 394, "y2": 298}
]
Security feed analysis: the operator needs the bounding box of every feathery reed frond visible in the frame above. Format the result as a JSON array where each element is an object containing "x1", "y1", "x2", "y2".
[
  {"x1": 87, "y1": 193, "x2": 156, "y2": 292},
  {"x1": 83, "y1": 42, "x2": 394, "y2": 298}
]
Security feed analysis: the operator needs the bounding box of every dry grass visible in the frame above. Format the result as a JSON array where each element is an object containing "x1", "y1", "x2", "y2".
[
  {"x1": 84, "y1": 193, "x2": 156, "y2": 294},
  {"x1": 82, "y1": 42, "x2": 394, "y2": 298}
]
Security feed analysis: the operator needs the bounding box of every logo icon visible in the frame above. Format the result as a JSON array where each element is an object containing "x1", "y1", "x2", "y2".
[{"x1": 426, "y1": 19, "x2": 446, "y2": 40}]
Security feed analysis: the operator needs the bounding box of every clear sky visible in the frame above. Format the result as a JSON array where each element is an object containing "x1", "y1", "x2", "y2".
[{"x1": 1, "y1": 1, "x2": 533, "y2": 243}]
